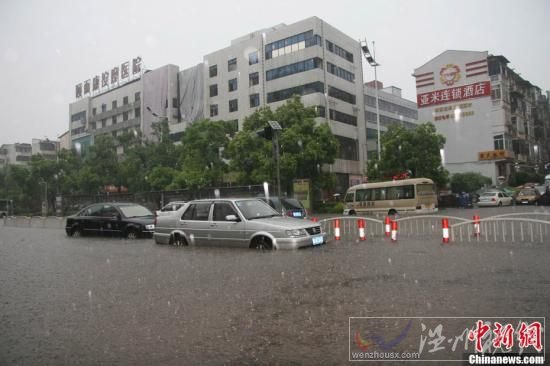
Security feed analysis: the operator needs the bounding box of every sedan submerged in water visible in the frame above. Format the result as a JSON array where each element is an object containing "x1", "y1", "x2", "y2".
[
  {"x1": 65, "y1": 203, "x2": 155, "y2": 239},
  {"x1": 154, "y1": 198, "x2": 326, "y2": 249}
]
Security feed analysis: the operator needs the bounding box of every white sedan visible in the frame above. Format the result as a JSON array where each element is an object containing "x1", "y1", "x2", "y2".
[{"x1": 477, "y1": 192, "x2": 513, "y2": 207}]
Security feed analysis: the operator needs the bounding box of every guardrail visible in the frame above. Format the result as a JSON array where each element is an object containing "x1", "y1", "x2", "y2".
[{"x1": 315, "y1": 213, "x2": 550, "y2": 244}]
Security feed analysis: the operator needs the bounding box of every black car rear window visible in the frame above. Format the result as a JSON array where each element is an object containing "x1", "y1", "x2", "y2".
[{"x1": 281, "y1": 198, "x2": 303, "y2": 210}]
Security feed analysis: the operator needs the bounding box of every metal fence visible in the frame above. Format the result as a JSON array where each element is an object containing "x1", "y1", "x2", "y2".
[{"x1": 316, "y1": 213, "x2": 550, "y2": 244}]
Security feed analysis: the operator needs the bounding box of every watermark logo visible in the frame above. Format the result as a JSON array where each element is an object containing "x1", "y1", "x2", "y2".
[{"x1": 349, "y1": 317, "x2": 545, "y2": 362}]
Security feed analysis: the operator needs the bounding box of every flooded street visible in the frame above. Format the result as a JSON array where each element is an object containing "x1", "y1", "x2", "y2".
[{"x1": 1, "y1": 215, "x2": 548, "y2": 365}]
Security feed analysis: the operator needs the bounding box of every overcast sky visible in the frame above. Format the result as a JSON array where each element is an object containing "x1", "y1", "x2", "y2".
[{"x1": 1, "y1": 0, "x2": 549, "y2": 145}]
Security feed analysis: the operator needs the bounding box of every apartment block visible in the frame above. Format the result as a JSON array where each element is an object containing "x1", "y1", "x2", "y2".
[{"x1": 414, "y1": 50, "x2": 550, "y2": 184}]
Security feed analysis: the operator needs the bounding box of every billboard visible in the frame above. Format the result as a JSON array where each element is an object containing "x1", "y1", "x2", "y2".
[{"x1": 74, "y1": 56, "x2": 143, "y2": 99}]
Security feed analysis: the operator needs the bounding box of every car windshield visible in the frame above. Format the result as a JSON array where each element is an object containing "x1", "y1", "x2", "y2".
[
  {"x1": 520, "y1": 189, "x2": 535, "y2": 195},
  {"x1": 281, "y1": 198, "x2": 303, "y2": 210},
  {"x1": 119, "y1": 205, "x2": 153, "y2": 218},
  {"x1": 480, "y1": 193, "x2": 496, "y2": 197},
  {"x1": 235, "y1": 199, "x2": 280, "y2": 220}
]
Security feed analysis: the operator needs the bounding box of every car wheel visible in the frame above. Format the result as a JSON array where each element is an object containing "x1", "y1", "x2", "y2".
[
  {"x1": 71, "y1": 227, "x2": 82, "y2": 237},
  {"x1": 126, "y1": 229, "x2": 138, "y2": 239},
  {"x1": 171, "y1": 233, "x2": 187, "y2": 247},
  {"x1": 498, "y1": 202, "x2": 502, "y2": 207},
  {"x1": 251, "y1": 236, "x2": 273, "y2": 250}
]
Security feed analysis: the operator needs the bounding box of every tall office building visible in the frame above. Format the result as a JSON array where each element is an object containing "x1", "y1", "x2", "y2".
[
  {"x1": 202, "y1": 17, "x2": 366, "y2": 188},
  {"x1": 364, "y1": 81, "x2": 419, "y2": 167}
]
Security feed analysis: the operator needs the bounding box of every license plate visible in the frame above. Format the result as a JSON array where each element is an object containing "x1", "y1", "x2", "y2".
[
  {"x1": 522, "y1": 201, "x2": 529, "y2": 204},
  {"x1": 293, "y1": 212, "x2": 302, "y2": 217},
  {"x1": 312, "y1": 235, "x2": 323, "y2": 245}
]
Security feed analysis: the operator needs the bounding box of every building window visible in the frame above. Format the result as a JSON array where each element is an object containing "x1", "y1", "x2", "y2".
[
  {"x1": 210, "y1": 104, "x2": 218, "y2": 117},
  {"x1": 250, "y1": 93, "x2": 260, "y2": 108},
  {"x1": 330, "y1": 109, "x2": 357, "y2": 126},
  {"x1": 267, "y1": 82, "x2": 324, "y2": 104},
  {"x1": 228, "y1": 78, "x2": 238, "y2": 92},
  {"x1": 135, "y1": 92, "x2": 141, "y2": 102},
  {"x1": 229, "y1": 99, "x2": 238, "y2": 112},
  {"x1": 210, "y1": 84, "x2": 218, "y2": 97},
  {"x1": 326, "y1": 40, "x2": 354, "y2": 63},
  {"x1": 172, "y1": 98, "x2": 178, "y2": 108},
  {"x1": 326, "y1": 62, "x2": 355, "y2": 82},
  {"x1": 112, "y1": 116, "x2": 117, "y2": 125},
  {"x1": 101, "y1": 104, "x2": 107, "y2": 112},
  {"x1": 248, "y1": 51, "x2": 258, "y2": 65},
  {"x1": 123, "y1": 112, "x2": 128, "y2": 121},
  {"x1": 92, "y1": 107, "x2": 96, "y2": 116},
  {"x1": 228, "y1": 58, "x2": 237, "y2": 72},
  {"x1": 249, "y1": 72, "x2": 259, "y2": 86},
  {"x1": 336, "y1": 135, "x2": 359, "y2": 161},
  {"x1": 209, "y1": 65, "x2": 218, "y2": 77},
  {"x1": 101, "y1": 119, "x2": 106, "y2": 128},
  {"x1": 488, "y1": 61, "x2": 501, "y2": 76},
  {"x1": 266, "y1": 57, "x2": 322, "y2": 81},
  {"x1": 328, "y1": 86, "x2": 356, "y2": 105},
  {"x1": 494, "y1": 135, "x2": 504, "y2": 150},
  {"x1": 491, "y1": 85, "x2": 501, "y2": 100},
  {"x1": 112, "y1": 100, "x2": 117, "y2": 109},
  {"x1": 265, "y1": 30, "x2": 322, "y2": 60},
  {"x1": 123, "y1": 96, "x2": 129, "y2": 105},
  {"x1": 135, "y1": 108, "x2": 141, "y2": 118}
]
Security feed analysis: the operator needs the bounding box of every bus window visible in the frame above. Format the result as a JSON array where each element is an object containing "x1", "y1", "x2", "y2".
[
  {"x1": 373, "y1": 188, "x2": 386, "y2": 201},
  {"x1": 345, "y1": 192, "x2": 354, "y2": 203},
  {"x1": 356, "y1": 189, "x2": 367, "y2": 202}
]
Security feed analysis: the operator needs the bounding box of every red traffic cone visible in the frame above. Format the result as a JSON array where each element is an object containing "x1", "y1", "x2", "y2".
[
  {"x1": 334, "y1": 218, "x2": 341, "y2": 241},
  {"x1": 442, "y1": 218, "x2": 450, "y2": 243},
  {"x1": 391, "y1": 220, "x2": 398, "y2": 242},
  {"x1": 385, "y1": 216, "x2": 391, "y2": 237},
  {"x1": 357, "y1": 218, "x2": 366, "y2": 241}
]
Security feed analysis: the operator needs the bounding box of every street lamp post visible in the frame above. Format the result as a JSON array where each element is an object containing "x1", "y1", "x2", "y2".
[
  {"x1": 361, "y1": 40, "x2": 381, "y2": 161},
  {"x1": 146, "y1": 106, "x2": 168, "y2": 143}
]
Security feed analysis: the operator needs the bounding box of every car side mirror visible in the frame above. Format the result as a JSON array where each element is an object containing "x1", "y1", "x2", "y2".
[
  {"x1": 225, "y1": 214, "x2": 239, "y2": 222},
  {"x1": 115, "y1": 214, "x2": 122, "y2": 221}
]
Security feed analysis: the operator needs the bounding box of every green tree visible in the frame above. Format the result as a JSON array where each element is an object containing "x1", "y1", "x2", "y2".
[
  {"x1": 227, "y1": 97, "x2": 338, "y2": 194},
  {"x1": 367, "y1": 122, "x2": 449, "y2": 187},
  {"x1": 450, "y1": 172, "x2": 492, "y2": 193},
  {"x1": 171, "y1": 119, "x2": 229, "y2": 189}
]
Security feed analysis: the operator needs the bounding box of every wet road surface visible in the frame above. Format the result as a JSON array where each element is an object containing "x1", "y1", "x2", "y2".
[{"x1": 1, "y1": 209, "x2": 549, "y2": 365}]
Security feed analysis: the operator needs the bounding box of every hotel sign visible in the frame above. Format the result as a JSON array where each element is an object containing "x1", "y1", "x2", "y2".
[
  {"x1": 478, "y1": 150, "x2": 514, "y2": 161},
  {"x1": 417, "y1": 81, "x2": 491, "y2": 108},
  {"x1": 75, "y1": 56, "x2": 142, "y2": 99}
]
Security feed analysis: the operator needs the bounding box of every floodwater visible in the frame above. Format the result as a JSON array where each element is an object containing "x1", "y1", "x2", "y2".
[{"x1": 0, "y1": 215, "x2": 548, "y2": 365}]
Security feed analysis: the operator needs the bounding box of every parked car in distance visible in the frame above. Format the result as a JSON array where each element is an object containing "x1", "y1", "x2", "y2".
[
  {"x1": 65, "y1": 203, "x2": 155, "y2": 239},
  {"x1": 515, "y1": 188, "x2": 541, "y2": 205},
  {"x1": 477, "y1": 192, "x2": 513, "y2": 207},
  {"x1": 154, "y1": 198, "x2": 326, "y2": 250},
  {"x1": 260, "y1": 196, "x2": 307, "y2": 218},
  {"x1": 156, "y1": 201, "x2": 187, "y2": 216}
]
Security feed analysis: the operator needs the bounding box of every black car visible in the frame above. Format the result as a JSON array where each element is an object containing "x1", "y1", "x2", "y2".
[
  {"x1": 260, "y1": 197, "x2": 307, "y2": 219},
  {"x1": 65, "y1": 203, "x2": 155, "y2": 239}
]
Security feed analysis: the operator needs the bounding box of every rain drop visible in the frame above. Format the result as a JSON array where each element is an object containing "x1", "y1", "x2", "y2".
[{"x1": 388, "y1": 257, "x2": 392, "y2": 265}]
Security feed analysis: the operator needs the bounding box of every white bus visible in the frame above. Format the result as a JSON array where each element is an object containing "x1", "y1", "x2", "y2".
[{"x1": 343, "y1": 178, "x2": 438, "y2": 216}]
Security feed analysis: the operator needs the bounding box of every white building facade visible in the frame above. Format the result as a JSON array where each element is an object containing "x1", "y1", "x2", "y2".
[
  {"x1": 414, "y1": 50, "x2": 549, "y2": 184},
  {"x1": 202, "y1": 17, "x2": 367, "y2": 188}
]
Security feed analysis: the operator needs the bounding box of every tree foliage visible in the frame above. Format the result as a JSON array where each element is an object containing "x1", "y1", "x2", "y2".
[
  {"x1": 367, "y1": 122, "x2": 449, "y2": 187},
  {"x1": 450, "y1": 172, "x2": 492, "y2": 193},
  {"x1": 226, "y1": 97, "x2": 338, "y2": 194}
]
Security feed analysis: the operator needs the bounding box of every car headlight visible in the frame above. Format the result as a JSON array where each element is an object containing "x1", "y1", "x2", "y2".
[
  {"x1": 285, "y1": 228, "x2": 307, "y2": 237},
  {"x1": 145, "y1": 224, "x2": 155, "y2": 230}
]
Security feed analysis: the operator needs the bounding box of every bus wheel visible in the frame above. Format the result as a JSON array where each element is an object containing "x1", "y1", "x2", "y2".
[
  {"x1": 388, "y1": 209, "x2": 397, "y2": 217},
  {"x1": 349, "y1": 210, "x2": 356, "y2": 216}
]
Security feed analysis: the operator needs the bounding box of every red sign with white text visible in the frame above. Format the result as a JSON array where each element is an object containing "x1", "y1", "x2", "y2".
[{"x1": 417, "y1": 81, "x2": 490, "y2": 108}]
